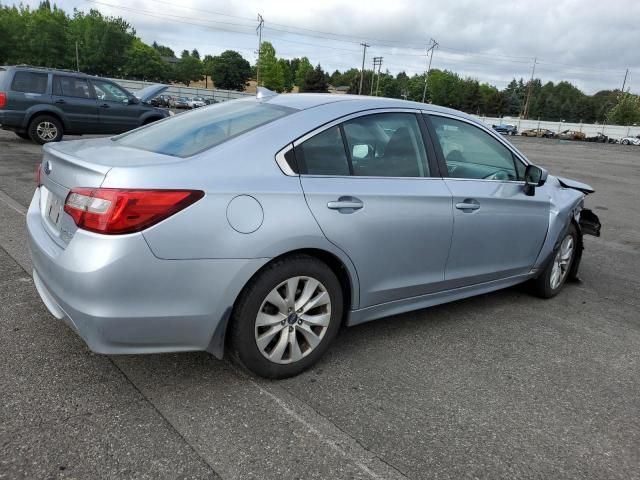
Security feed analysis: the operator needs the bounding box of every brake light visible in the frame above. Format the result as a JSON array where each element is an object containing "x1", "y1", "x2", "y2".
[
  {"x1": 64, "y1": 188, "x2": 204, "y2": 235},
  {"x1": 0, "y1": 92, "x2": 6, "y2": 108}
]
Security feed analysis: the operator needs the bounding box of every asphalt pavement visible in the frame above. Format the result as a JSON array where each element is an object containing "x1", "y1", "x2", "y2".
[{"x1": 0, "y1": 130, "x2": 638, "y2": 479}]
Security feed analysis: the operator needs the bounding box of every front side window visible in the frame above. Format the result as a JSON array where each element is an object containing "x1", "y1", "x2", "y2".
[
  {"x1": 11, "y1": 71, "x2": 48, "y2": 94},
  {"x1": 117, "y1": 99, "x2": 295, "y2": 157},
  {"x1": 430, "y1": 115, "x2": 521, "y2": 181},
  {"x1": 92, "y1": 80, "x2": 129, "y2": 102},
  {"x1": 53, "y1": 76, "x2": 92, "y2": 99},
  {"x1": 342, "y1": 113, "x2": 429, "y2": 177}
]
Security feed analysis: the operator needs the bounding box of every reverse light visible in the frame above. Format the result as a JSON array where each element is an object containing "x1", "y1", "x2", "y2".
[{"x1": 64, "y1": 188, "x2": 204, "y2": 235}]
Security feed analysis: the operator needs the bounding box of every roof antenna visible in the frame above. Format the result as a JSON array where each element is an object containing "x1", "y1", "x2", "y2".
[{"x1": 256, "y1": 86, "x2": 277, "y2": 101}]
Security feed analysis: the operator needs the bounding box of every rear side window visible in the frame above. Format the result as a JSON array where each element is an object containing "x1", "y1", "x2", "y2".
[
  {"x1": 116, "y1": 99, "x2": 295, "y2": 157},
  {"x1": 53, "y1": 76, "x2": 92, "y2": 99},
  {"x1": 11, "y1": 71, "x2": 48, "y2": 94},
  {"x1": 296, "y1": 126, "x2": 350, "y2": 176}
]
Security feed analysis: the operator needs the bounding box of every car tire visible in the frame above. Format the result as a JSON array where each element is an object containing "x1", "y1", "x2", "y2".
[
  {"x1": 229, "y1": 255, "x2": 343, "y2": 379},
  {"x1": 28, "y1": 115, "x2": 63, "y2": 144},
  {"x1": 14, "y1": 132, "x2": 30, "y2": 140},
  {"x1": 532, "y1": 224, "x2": 578, "y2": 299},
  {"x1": 622, "y1": 139, "x2": 629, "y2": 145}
]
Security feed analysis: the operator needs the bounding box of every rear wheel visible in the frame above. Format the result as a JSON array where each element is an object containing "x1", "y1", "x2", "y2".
[
  {"x1": 532, "y1": 224, "x2": 577, "y2": 298},
  {"x1": 28, "y1": 115, "x2": 63, "y2": 144},
  {"x1": 229, "y1": 255, "x2": 343, "y2": 379},
  {"x1": 622, "y1": 139, "x2": 630, "y2": 145}
]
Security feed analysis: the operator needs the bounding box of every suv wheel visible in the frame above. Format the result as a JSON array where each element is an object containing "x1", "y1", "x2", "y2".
[
  {"x1": 229, "y1": 255, "x2": 343, "y2": 379},
  {"x1": 28, "y1": 115, "x2": 63, "y2": 144}
]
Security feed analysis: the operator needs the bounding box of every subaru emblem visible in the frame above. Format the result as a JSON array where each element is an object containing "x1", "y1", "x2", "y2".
[{"x1": 44, "y1": 161, "x2": 52, "y2": 175}]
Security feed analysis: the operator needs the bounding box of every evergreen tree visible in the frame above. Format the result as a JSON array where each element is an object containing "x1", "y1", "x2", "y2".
[{"x1": 301, "y1": 64, "x2": 328, "y2": 93}]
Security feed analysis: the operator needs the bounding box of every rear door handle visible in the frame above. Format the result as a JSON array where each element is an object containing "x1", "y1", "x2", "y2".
[
  {"x1": 455, "y1": 199, "x2": 480, "y2": 212},
  {"x1": 327, "y1": 196, "x2": 363, "y2": 212}
]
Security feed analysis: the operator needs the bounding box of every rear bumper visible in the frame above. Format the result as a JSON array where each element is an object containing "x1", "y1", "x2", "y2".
[
  {"x1": 0, "y1": 110, "x2": 25, "y2": 130},
  {"x1": 27, "y1": 188, "x2": 267, "y2": 355}
]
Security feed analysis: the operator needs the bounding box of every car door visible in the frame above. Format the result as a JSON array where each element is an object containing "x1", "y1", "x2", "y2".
[
  {"x1": 297, "y1": 110, "x2": 453, "y2": 308},
  {"x1": 425, "y1": 113, "x2": 549, "y2": 288},
  {"x1": 52, "y1": 75, "x2": 100, "y2": 133},
  {"x1": 90, "y1": 79, "x2": 141, "y2": 133}
]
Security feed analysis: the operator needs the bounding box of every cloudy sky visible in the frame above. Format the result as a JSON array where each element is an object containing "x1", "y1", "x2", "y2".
[{"x1": 20, "y1": 0, "x2": 640, "y2": 93}]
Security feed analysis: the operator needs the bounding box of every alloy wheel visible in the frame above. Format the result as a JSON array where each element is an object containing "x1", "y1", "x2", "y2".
[
  {"x1": 550, "y1": 235, "x2": 574, "y2": 290},
  {"x1": 254, "y1": 276, "x2": 331, "y2": 364},
  {"x1": 36, "y1": 121, "x2": 58, "y2": 141}
]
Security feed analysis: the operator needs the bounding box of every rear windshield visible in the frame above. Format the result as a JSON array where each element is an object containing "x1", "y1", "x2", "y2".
[
  {"x1": 116, "y1": 99, "x2": 295, "y2": 157},
  {"x1": 11, "y1": 71, "x2": 48, "y2": 94}
]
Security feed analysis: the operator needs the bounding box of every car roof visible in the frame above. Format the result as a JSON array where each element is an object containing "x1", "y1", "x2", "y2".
[{"x1": 262, "y1": 93, "x2": 480, "y2": 123}]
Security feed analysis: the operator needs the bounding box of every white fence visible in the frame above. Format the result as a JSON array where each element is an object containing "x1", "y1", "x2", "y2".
[
  {"x1": 108, "y1": 78, "x2": 253, "y2": 103},
  {"x1": 474, "y1": 116, "x2": 640, "y2": 139}
]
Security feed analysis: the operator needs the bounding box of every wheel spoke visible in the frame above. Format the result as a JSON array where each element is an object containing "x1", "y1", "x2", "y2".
[
  {"x1": 256, "y1": 324, "x2": 285, "y2": 350},
  {"x1": 268, "y1": 328, "x2": 289, "y2": 361},
  {"x1": 295, "y1": 278, "x2": 319, "y2": 310},
  {"x1": 256, "y1": 311, "x2": 285, "y2": 327},
  {"x1": 265, "y1": 289, "x2": 288, "y2": 313},
  {"x1": 289, "y1": 332, "x2": 304, "y2": 362},
  {"x1": 284, "y1": 277, "x2": 299, "y2": 308},
  {"x1": 298, "y1": 323, "x2": 322, "y2": 349},
  {"x1": 300, "y1": 291, "x2": 329, "y2": 314},
  {"x1": 300, "y1": 311, "x2": 331, "y2": 327}
]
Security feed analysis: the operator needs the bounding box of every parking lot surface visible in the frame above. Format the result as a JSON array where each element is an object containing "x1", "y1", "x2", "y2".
[{"x1": 1, "y1": 131, "x2": 639, "y2": 479}]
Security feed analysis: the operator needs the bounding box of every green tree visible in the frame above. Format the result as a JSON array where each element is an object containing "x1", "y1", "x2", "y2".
[
  {"x1": 608, "y1": 93, "x2": 640, "y2": 125},
  {"x1": 300, "y1": 64, "x2": 328, "y2": 93},
  {"x1": 152, "y1": 41, "x2": 175, "y2": 58},
  {"x1": 175, "y1": 50, "x2": 203, "y2": 86},
  {"x1": 279, "y1": 58, "x2": 293, "y2": 92},
  {"x1": 123, "y1": 38, "x2": 167, "y2": 82},
  {"x1": 208, "y1": 50, "x2": 251, "y2": 91},
  {"x1": 258, "y1": 42, "x2": 284, "y2": 92},
  {"x1": 294, "y1": 57, "x2": 313, "y2": 87}
]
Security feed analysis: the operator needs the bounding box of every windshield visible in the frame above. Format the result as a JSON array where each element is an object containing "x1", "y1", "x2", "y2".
[{"x1": 116, "y1": 99, "x2": 296, "y2": 157}]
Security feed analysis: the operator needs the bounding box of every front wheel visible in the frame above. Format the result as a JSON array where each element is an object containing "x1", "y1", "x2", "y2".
[
  {"x1": 622, "y1": 139, "x2": 630, "y2": 145},
  {"x1": 532, "y1": 224, "x2": 578, "y2": 298},
  {"x1": 28, "y1": 115, "x2": 63, "y2": 144},
  {"x1": 229, "y1": 255, "x2": 343, "y2": 379}
]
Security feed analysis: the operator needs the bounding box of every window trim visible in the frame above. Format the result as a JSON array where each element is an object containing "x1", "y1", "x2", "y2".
[
  {"x1": 286, "y1": 108, "x2": 439, "y2": 179},
  {"x1": 423, "y1": 111, "x2": 530, "y2": 184}
]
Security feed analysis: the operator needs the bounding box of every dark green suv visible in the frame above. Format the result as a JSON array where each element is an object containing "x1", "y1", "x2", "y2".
[{"x1": 0, "y1": 66, "x2": 170, "y2": 144}]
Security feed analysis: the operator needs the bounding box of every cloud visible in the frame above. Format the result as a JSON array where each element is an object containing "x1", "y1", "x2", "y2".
[{"x1": 20, "y1": 0, "x2": 640, "y2": 93}]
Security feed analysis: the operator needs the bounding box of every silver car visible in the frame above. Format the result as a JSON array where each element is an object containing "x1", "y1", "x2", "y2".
[{"x1": 27, "y1": 90, "x2": 601, "y2": 378}]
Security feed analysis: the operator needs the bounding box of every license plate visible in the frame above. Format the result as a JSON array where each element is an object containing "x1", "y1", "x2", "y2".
[{"x1": 43, "y1": 187, "x2": 64, "y2": 229}]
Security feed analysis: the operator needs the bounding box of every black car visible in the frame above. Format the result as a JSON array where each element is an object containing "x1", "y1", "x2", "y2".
[
  {"x1": 492, "y1": 124, "x2": 518, "y2": 135},
  {"x1": 0, "y1": 65, "x2": 170, "y2": 144}
]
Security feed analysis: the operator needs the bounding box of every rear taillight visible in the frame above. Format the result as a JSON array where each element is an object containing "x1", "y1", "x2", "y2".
[
  {"x1": 64, "y1": 188, "x2": 204, "y2": 235},
  {"x1": 35, "y1": 164, "x2": 41, "y2": 187},
  {"x1": 0, "y1": 92, "x2": 6, "y2": 108}
]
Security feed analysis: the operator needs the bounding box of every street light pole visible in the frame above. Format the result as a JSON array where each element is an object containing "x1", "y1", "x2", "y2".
[{"x1": 75, "y1": 41, "x2": 80, "y2": 72}]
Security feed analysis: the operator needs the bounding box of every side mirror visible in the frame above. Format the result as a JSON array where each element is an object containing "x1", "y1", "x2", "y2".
[
  {"x1": 127, "y1": 97, "x2": 139, "y2": 105},
  {"x1": 523, "y1": 164, "x2": 548, "y2": 196}
]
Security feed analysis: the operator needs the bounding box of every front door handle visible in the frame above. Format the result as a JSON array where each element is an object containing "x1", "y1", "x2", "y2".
[
  {"x1": 455, "y1": 199, "x2": 480, "y2": 212},
  {"x1": 54, "y1": 99, "x2": 66, "y2": 104},
  {"x1": 100, "y1": 103, "x2": 110, "y2": 108},
  {"x1": 327, "y1": 196, "x2": 363, "y2": 212}
]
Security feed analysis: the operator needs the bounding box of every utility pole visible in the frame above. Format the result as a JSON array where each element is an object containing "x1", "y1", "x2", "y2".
[
  {"x1": 256, "y1": 14, "x2": 264, "y2": 86},
  {"x1": 522, "y1": 57, "x2": 537, "y2": 119},
  {"x1": 421, "y1": 38, "x2": 438, "y2": 103},
  {"x1": 370, "y1": 57, "x2": 382, "y2": 95},
  {"x1": 75, "y1": 41, "x2": 80, "y2": 72},
  {"x1": 358, "y1": 43, "x2": 370, "y2": 95},
  {"x1": 375, "y1": 57, "x2": 383, "y2": 96},
  {"x1": 621, "y1": 68, "x2": 629, "y2": 93}
]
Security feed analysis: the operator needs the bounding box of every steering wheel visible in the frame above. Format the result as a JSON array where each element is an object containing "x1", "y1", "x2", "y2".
[{"x1": 483, "y1": 170, "x2": 511, "y2": 181}]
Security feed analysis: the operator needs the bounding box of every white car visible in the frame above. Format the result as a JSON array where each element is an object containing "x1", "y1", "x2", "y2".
[
  {"x1": 620, "y1": 135, "x2": 640, "y2": 146},
  {"x1": 187, "y1": 97, "x2": 207, "y2": 109}
]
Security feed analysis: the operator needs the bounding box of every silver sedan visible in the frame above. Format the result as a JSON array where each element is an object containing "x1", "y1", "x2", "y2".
[{"x1": 27, "y1": 90, "x2": 601, "y2": 378}]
